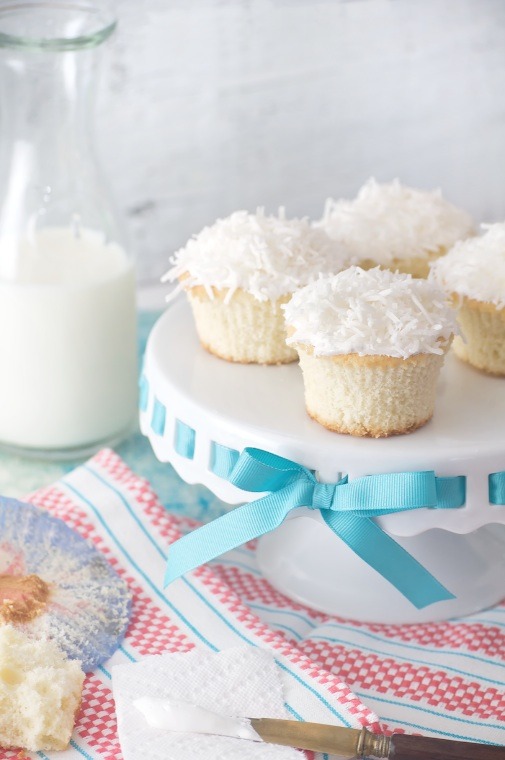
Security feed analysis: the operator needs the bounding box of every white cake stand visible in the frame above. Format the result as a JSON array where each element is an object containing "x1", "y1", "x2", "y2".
[{"x1": 140, "y1": 299, "x2": 505, "y2": 624}]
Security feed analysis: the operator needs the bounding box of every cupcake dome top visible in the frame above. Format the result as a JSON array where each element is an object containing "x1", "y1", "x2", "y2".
[
  {"x1": 283, "y1": 266, "x2": 456, "y2": 359},
  {"x1": 316, "y1": 178, "x2": 474, "y2": 265},
  {"x1": 163, "y1": 209, "x2": 351, "y2": 302},
  {"x1": 430, "y1": 223, "x2": 505, "y2": 309}
]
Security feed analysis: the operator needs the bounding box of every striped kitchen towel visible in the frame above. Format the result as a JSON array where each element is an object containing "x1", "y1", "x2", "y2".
[{"x1": 4, "y1": 449, "x2": 504, "y2": 759}]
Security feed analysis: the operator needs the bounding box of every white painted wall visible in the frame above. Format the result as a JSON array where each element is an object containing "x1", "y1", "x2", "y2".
[{"x1": 97, "y1": 0, "x2": 505, "y2": 282}]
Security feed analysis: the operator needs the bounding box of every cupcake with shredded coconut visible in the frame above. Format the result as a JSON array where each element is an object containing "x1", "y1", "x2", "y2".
[
  {"x1": 163, "y1": 209, "x2": 351, "y2": 364},
  {"x1": 316, "y1": 178, "x2": 474, "y2": 278},
  {"x1": 283, "y1": 266, "x2": 456, "y2": 437},
  {"x1": 430, "y1": 223, "x2": 505, "y2": 375}
]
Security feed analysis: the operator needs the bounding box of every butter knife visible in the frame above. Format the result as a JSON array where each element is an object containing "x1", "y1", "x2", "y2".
[
  {"x1": 133, "y1": 697, "x2": 504, "y2": 758},
  {"x1": 250, "y1": 718, "x2": 505, "y2": 759}
]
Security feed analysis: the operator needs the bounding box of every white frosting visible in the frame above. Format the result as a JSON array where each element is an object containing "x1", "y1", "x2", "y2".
[
  {"x1": 133, "y1": 697, "x2": 262, "y2": 742},
  {"x1": 283, "y1": 266, "x2": 456, "y2": 358},
  {"x1": 430, "y1": 223, "x2": 505, "y2": 309},
  {"x1": 315, "y1": 178, "x2": 474, "y2": 265},
  {"x1": 163, "y1": 209, "x2": 352, "y2": 302}
]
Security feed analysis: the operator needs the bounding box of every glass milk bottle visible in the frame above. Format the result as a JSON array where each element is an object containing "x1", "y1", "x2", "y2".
[{"x1": 0, "y1": 1, "x2": 137, "y2": 456}]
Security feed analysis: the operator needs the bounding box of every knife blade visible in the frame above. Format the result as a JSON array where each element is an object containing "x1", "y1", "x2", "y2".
[{"x1": 250, "y1": 718, "x2": 505, "y2": 759}]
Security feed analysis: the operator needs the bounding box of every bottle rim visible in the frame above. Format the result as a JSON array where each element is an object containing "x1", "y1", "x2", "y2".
[{"x1": 0, "y1": 1, "x2": 117, "y2": 51}]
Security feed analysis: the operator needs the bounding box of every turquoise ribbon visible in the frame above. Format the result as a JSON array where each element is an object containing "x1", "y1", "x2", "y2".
[
  {"x1": 139, "y1": 374, "x2": 149, "y2": 413},
  {"x1": 165, "y1": 447, "x2": 466, "y2": 609},
  {"x1": 210, "y1": 442, "x2": 240, "y2": 478},
  {"x1": 151, "y1": 399, "x2": 166, "y2": 436},
  {"x1": 175, "y1": 420, "x2": 196, "y2": 459},
  {"x1": 489, "y1": 472, "x2": 505, "y2": 505}
]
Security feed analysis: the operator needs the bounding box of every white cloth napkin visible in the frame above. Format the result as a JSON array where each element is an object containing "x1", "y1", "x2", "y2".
[
  {"x1": 28, "y1": 449, "x2": 504, "y2": 760},
  {"x1": 112, "y1": 646, "x2": 303, "y2": 760}
]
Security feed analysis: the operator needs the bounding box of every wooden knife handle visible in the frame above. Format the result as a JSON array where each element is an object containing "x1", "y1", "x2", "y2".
[{"x1": 390, "y1": 732, "x2": 505, "y2": 760}]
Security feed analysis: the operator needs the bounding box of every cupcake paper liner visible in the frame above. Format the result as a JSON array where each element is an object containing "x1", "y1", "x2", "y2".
[{"x1": 0, "y1": 497, "x2": 131, "y2": 671}]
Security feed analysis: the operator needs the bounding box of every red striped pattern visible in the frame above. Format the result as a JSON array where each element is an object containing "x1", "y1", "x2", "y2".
[
  {"x1": 211, "y1": 563, "x2": 328, "y2": 623},
  {"x1": 299, "y1": 641, "x2": 505, "y2": 721},
  {"x1": 2, "y1": 448, "x2": 501, "y2": 759},
  {"x1": 75, "y1": 674, "x2": 120, "y2": 760},
  {"x1": 342, "y1": 618, "x2": 505, "y2": 657}
]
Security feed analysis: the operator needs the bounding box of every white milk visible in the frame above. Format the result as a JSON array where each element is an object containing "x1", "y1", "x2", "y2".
[{"x1": 0, "y1": 227, "x2": 137, "y2": 450}]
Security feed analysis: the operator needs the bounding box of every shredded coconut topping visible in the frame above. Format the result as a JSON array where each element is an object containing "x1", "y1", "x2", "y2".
[
  {"x1": 315, "y1": 178, "x2": 474, "y2": 265},
  {"x1": 430, "y1": 223, "x2": 505, "y2": 309},
  {"x1": 163, "y1": 209, "x2": 352, "y2": 302},
  {"x1": 283, "y1": 266, "x2": 456, "y2": 358}
]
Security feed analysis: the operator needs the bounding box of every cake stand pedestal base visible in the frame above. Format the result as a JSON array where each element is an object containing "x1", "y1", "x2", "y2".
[{"x1": 258, "y1": 515, "x2": 505, "y2": 623}]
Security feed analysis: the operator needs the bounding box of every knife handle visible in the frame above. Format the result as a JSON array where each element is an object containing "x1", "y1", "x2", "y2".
[{"x1": 390, "y1": 732, "x2": 505, "y2": 760}]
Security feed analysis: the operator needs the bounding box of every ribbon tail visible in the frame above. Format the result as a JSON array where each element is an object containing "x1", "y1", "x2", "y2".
[
  {"x1": 164, "y1": 480, "x2": 312, "y2": 586},
  {"x1": 322, "y1": 511, "x2": 455, "y2": 609}
]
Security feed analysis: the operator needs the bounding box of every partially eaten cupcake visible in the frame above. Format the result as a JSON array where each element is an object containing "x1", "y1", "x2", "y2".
[
  {"x1": 163, "y1": 209, "x2": 351, "y2": 364},
  {"x1": 315, "y1": 178, "x2": 474, "y2": 278},
  {"x1": 283, "y1": 267, "x2": 456, "y2": 437},
  {"x1": 0, "y1": 625, "x2": 84, "y2": 752},
  {"x1": 430, "y1": 223, "x2": 505, "y2": 375}
]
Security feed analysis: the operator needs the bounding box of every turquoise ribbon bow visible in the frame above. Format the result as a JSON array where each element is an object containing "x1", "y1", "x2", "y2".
[{"x1": 164, "y1": 448, "x2": 466, "y2": 608}]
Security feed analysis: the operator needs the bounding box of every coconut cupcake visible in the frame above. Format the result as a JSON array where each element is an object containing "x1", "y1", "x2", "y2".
[
  {"x1": 316, "y1": 178, "x2": 474, "y2": 278},
  {"x1": 283, "y1": 267, "x2": 456, "y2": 437},
  {"x1": 430, "y1": 223, "x2": 505, "y2": 376},
  {"x1": 163, "y1": 209, "x2": 351, "y2": 364}
]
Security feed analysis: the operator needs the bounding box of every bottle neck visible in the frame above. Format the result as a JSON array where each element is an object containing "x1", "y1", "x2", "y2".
[
  {"x1": 0, "y1": 46, "x2": 99, "y2": 160},
  {"x1": 0, "y1": 41, "x2": 126, "y2": 259}
]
